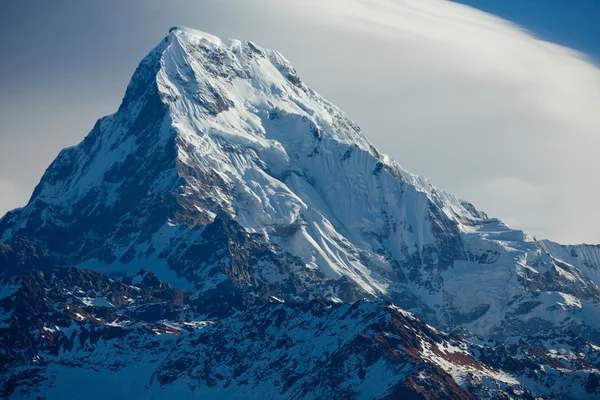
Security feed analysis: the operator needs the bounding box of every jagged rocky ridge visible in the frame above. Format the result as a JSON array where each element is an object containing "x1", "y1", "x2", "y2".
[
  {"x1": 2, "y1": 268, "x2": 599, "y2": 399},
  {"x1": 1, "y1": 27, "x2": 600, "y2": 398}
]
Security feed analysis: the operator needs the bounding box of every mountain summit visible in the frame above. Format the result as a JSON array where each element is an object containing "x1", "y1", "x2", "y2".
[{"x1": 2, "y1": 28, "x2": 600, "y2": 399}]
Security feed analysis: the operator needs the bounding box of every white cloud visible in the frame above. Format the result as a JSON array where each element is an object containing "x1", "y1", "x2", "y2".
[{"x1": 268, "y1": 0, "x2": 600, "y2": 244}]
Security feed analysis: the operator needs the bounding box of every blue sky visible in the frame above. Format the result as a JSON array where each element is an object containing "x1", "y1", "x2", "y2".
[
  {"x1": 0, "y1": 0, "x2": 599, "y2": 243},
  {"x1": 452, "y1": 0, "x2": 600, "y2": 63}
]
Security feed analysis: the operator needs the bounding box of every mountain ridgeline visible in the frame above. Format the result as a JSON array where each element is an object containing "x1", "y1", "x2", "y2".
[{"x1": 1, "y1": 27, "x2": 600, "y2": 399}]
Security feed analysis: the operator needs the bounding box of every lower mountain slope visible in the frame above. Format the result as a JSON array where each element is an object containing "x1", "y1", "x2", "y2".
[{"x1": 2, "y1": 268, "x2": 599, "y2": 399}]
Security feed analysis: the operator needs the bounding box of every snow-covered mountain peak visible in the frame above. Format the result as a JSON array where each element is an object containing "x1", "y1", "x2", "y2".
[
  {"x1": 159, "y1": 25, "x2": 371, "y2": 146},
  {"x1": 4, "y1": 27, "x2": 600, "y2": 399},
  {"x1": 155, "y1": 26, "x2": 486, "y2": 226},
  {"x1": 168, "y1": 26, "x2": 226, "y2": 45},
  {"x1": 2, "y1": 28, "x2": 600, "y2": 346}
]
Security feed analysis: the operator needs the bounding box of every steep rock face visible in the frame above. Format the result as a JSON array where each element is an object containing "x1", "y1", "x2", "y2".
[{"x1": 1, "y1": 27, "x2": 600, "y2": 347}]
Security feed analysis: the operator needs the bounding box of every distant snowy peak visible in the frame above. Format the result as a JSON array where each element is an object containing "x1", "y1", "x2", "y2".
[{"x1": 541, "y1": 240, "x2": 600, "y2": 285}]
